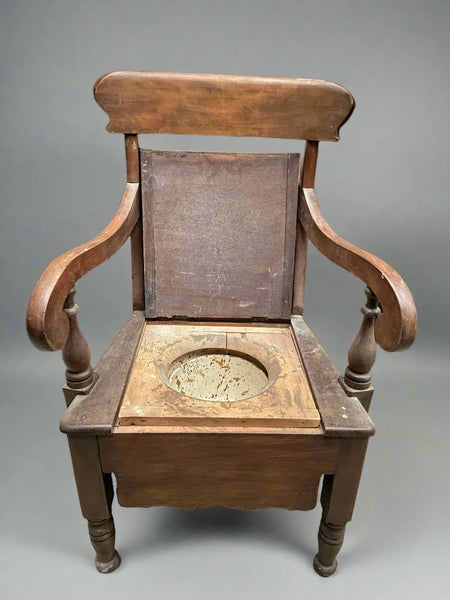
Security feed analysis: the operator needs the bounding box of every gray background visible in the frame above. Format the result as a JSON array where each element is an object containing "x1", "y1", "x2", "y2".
[{"x1": 1, "y1": 1, "x2": 449, "y2": 598}]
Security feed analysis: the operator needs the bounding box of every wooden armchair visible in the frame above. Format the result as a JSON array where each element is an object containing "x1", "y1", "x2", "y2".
[{"x1": 27, "y1": 72, "x2": 417, "y2": 576}]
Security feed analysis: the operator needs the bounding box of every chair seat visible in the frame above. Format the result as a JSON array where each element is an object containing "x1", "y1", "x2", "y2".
[
  {"x1": 61, "y1": 314, "x2": 374, "y2": 511},
  {"x1": 61, "y1": 312, "x2": 373, "y2": 438},
  {"x1": 118, "y1": 321, "x2": 320, "y2": 429}
]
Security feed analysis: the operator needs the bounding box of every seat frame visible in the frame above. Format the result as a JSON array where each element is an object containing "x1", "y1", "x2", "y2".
[{"x1": 26, "y1": 72, "x2": 417, "y2": 576}]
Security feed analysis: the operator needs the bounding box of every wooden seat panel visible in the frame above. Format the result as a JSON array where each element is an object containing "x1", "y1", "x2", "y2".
[{"x1": 118, "y1": 321, "x2": 320, "y2": 428}]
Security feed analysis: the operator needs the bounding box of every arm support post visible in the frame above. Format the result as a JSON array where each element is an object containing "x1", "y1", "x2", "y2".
[
  {"x1": 62, "y1": 287, "x2": 94, "y2": 393},
  {"x1": 339, "y1": 287, "x2": 381, "y2": 411}
]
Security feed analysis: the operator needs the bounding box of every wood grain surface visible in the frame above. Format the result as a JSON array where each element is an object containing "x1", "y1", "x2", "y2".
[
  {"x1": 142, "y1": 150, "x2": 299, "y2": 320},
  {"x1": 118, "y1": 322, "x2": 319, "y2": 428},
  {"x1": 27, "y1": 183, "x2": 140, "y2": 351},
  {"x1": 94, "y1": 71, "x2": 354, "y2": 141},
  {"x1": 124, "y1": 134, "x2": 145, "y2": 310},
  {"x1": 299, "y1": 188, "x2": 417, "y2": 351},
  {"x1": 60, "y1": 312, "x2": 145, "y2": 435},
  {"x1": 67, "y1": 435, "x2": 113, "y2": 520},
  {"x1": 291, "y1": 316, "x2": 375, "y2": 438},
  {"x1": 99, "y1": 433, "x2": 338, "y2": 510}
]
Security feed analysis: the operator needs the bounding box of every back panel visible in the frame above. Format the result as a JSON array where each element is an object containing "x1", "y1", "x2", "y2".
[{"x1": 141, "y1": 150, "x2": 300, "y2": 320}]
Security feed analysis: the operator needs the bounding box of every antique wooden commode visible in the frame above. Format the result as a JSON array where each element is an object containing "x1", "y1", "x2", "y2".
[{"x1": 27, "y1": 72, "x2": 417, "y2": 575}]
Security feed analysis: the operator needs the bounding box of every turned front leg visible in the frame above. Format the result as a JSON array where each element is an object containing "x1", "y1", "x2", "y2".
[
  {"x1": 68, "y1": 435, "x2": 121, "y2": 573},
  {"x1": 314, "y1": 517, "x2": 346, "y2": 577},
  {"x1": 88, "y1": 517, "x2": 121, "y2": 574},
  {"x1": 314, "y1": 289, "x2": 377, "y2": 575},
  {"x1": 314, "y1": 439, "x2": 368, "y2": 577}
]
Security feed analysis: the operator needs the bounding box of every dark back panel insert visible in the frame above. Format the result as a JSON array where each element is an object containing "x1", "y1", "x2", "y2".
[{"x1": 141, "y1": 150, "x2": 300, "y2": 320}]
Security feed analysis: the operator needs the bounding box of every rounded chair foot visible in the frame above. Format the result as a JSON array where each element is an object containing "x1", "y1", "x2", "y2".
[
  {"x1": 95, "y1": 550, "x2": 121, "y2": 574},
  {"x1": 313, "y1": 554, "x2": 337, "y2": 577}
]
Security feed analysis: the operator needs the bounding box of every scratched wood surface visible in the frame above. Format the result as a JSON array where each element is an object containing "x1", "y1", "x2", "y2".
[
  {"x1": 118, "y1": 322, "x2": 319, "y2": 428},
  {"x1": 141, "y1": 150, "x2": 299, "y2": 320},
  {"x1": 27, "y1": 183, "x2": 140, "y2": 351},
  {"x1": 291, "y1": 316, "x2": 375, "y2": 438},
  {"x1": 60, "y1": 312, "x2": 146, "y2": 435},
  {"x1": 94, "y1": 72, "x2": 354, "y2": 141}
]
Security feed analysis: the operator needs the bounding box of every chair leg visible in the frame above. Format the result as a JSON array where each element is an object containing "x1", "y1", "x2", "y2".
[
  {"x1": 314, "y1": 518, "x2": 346, "y2": 576},
  {"x1": 313, "y1": 439, "x2": 368, "y2": 577},
  {"x1": 88, "y1": 517, "x2": 121, "y2": 573},
  {"x1": 67, "y1": 435, "x2": 121, "y2": 573}
]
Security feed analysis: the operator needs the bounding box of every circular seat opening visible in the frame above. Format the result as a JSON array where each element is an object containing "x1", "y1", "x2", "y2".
[{"x1": 167, "y1": 349, "x2": 269, "y2": 402}]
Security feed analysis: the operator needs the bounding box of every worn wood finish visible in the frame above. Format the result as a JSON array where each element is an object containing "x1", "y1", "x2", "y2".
[
  {"x1": 62, "y1": 288, "x2": 94, "y2": 391},
  {"x1": 291, "y1": 316, "x2": 375, "y2": 437},
  {"x1": 88, "y1": 517, "x2": 121, "y2": 574},
  {"x1": 60, "y1": 312, "x2": 145, "y2": 435},
  {"x1": 115, "y1": 424, "x2": 323, "y2": 435},
  {"x1": 26, "y1": 72, "x2": 420, "y2": 575},
  {"x1": 142, "y1": 151, "x2": 299, "y2": 320},
  {"x1": 344, "y1": 287, "x2": 380, "y2": 389},
  {"x1": 284, "y1": 154, "x2": 302, "y2": 311},
  {"x1": 314, "y1": 438, "x2": 368, "y2": 576},
  {"x1": 67, "y1": 435, "x2": 120, "y2": 572},
  {"x1": 61, "y1": 314, "x2": 375, "y2": 437},
  {"x1": 226, "y1": 329, "x2": 318, "y2": 424},
  {"x1": 300, "y1": 188, "x2": 417, "y2": 352},
  {"x1": 323, "y1": 438, "x2": 369, "y2": 524},
  {"x1": 27, "y1": 183, "x2": 140, "y2": 352},
  {"x1": 118, "y1": 322, "x2": 319, "y2": 428},
  {"x1": 292, "y1": 141, "x2": 319, "y2": 314},
  {"x1": 124, "y1": 134, "x2": 140, "y2": 183},
  {"x1": 130, "y1": 218, "x2": 145, "y2": 311},
  {"x1": 125, "y1": 134, "x2": 145, "y2": 310},
  {"x1": 301, "y1": 140, "x2": 319, "y2": 188},
  {"x1": 340, "y1": 287, "x2": 381, "y2": 411},
  {"x1": 314, "y1": 520, "x2": 346, "y2": 577},
  {"x1": 99, "y1": 433, "x2": 339, "y2": 510},
  {"x1": 94, "y1": 72, "x2": 354, "y2": 141},
  {"x1": 292, "y1": 220, "x2": 308, "y2": 315},
  {"x1": 67, "y1": 435, "x2": 114, "y2": 520}
]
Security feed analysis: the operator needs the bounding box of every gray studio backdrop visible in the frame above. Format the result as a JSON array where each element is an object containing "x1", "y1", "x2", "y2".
[{"x1": 1, "y1": 2, "x2": 449, "y2": 599}]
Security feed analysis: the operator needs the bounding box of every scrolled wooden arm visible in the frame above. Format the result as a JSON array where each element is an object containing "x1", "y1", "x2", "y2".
[
  {"x1": 26, "y1": 183, "x2": 140, "y2": 352},
  {"x1": 299, "y1": 188, "x2": 417, "y2": 352}
]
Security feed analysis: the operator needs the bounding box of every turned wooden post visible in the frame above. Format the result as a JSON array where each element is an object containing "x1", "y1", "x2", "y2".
[
  {"x1": 68, "y1": 435, "x2": 121, "y2": 573},
  {"x1": 340, "y1": 287, "x2": 381, "y2": 411},
  {"x1": 88, "y1": 517, "x2": 120, "y2": 574},
  {"x1": 314, "y1": 439, "x2": 368, "y2": 577},
  {"x1": 62, "y1": 288, "x2": 94, "y2": 406},
  {"x1": 314, "y1": 519, "x2": 346, "y2": 577}
]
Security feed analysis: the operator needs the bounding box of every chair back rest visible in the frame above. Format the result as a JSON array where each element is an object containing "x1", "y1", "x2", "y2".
[{"x1": 94, "y1": 72, "x2": 355, "y2": 319}]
